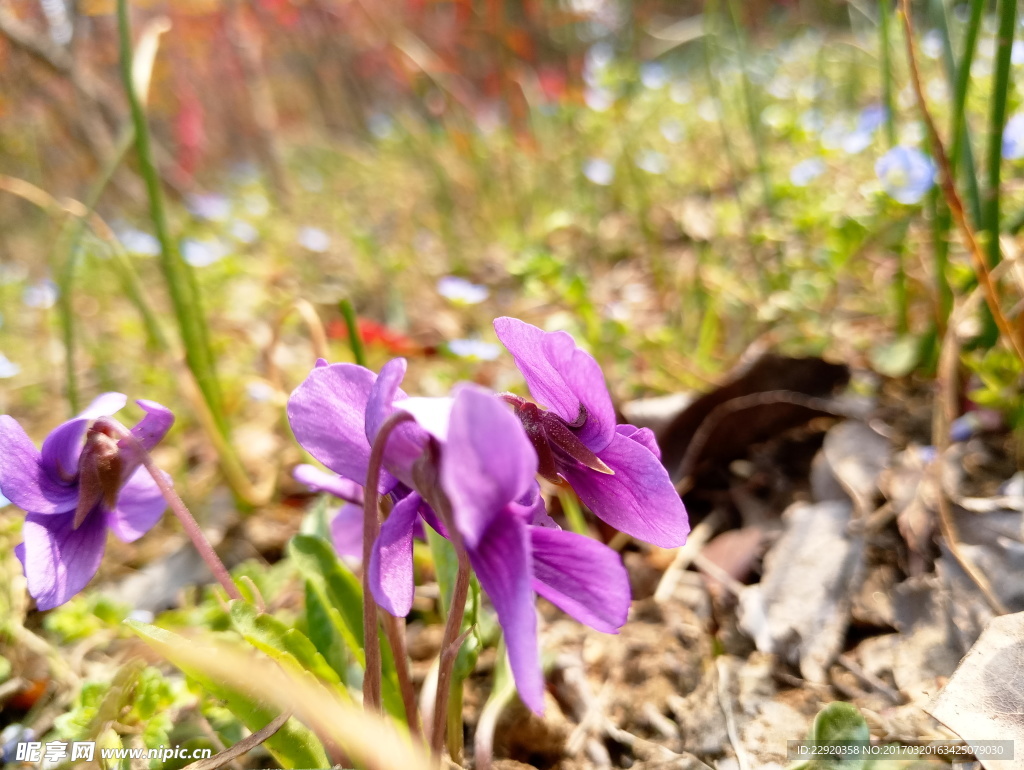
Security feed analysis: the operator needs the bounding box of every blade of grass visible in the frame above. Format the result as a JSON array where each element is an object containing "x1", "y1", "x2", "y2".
[
  {"x1": 984, "y1": 0, "x2": 1018, "y2": 269},
  {"x1": 948, "y1": 0, "x2": 985, "y2": 228},
  {"x1": 725, "y1": 0, "x2": 774, "y2": 218},
  {"x1": 878, "y1": 0, "x2": 898, "y2": 148},
  {"x1": 338, "y1": 298, "x2": 366, "y2": 367},
  {"x1": 900, "y1": 0, "x2": 1024, "y2": 362},
  {"x1": 976, "y1": 0, "x2": 1017, "y2": 345},
  {"x1": 53, "y1": 129, "x2": 134, "y2": 413},
  {"x1": 116, "y1": 0, "x2": 227, "y2": 436}
]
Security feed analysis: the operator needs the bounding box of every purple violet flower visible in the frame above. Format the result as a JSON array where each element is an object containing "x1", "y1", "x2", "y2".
[
  {"x1": 493, "y1": 317, "x2": 689, "y2": 548},
  {"x1": 368, "y1": 384, "x2": 630, "y2": 713},
  {"x1": 288, "y1": 357, "x2": 632, "y2": 713},
  {"x1": 287, "y1": 358, "x2": 445, "y2": 596},
  {"x1": 0, "y1": 393, "x2": 174, "y2": 609},
  {"x1": 432, "y1": 386, "x2": 630, "y2": 713}
]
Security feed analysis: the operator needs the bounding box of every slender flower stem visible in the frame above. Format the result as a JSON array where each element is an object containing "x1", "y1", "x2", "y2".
[
  {"x1": 362, "y1": 411, "x2": 417, "y2": 714},
  {"x1": 383, "y1": 611, "x2": 422, "y2": 739},
  {"x1": 116, "y1": 429, "x2": 242, "y2": 601},
  {"x1": 431, "y1": 548, "x2": 470, "y2": 759}
]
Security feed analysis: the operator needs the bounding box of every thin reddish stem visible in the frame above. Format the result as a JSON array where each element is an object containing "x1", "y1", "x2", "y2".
[
  {"x1": 116, "y1": 429, "x2": 241, "y2": 601},
  {"x1": 362, "y1": 411, "x2": 417, "y2": 713}
]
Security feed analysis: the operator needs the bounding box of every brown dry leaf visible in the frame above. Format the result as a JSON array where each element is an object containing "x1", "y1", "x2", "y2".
[
  {"x1": 821, "y1": 420, "x2": 891, "y2": 516},
  {"x1": 930, "y1": 612, "x2": 1024, "y2": 770},
  {"x1": 658, "y1": 352, "x2": 851, "y2": 485},
  {"x1": 737, "y1": 500, "x2": 865, "y2": 682}
]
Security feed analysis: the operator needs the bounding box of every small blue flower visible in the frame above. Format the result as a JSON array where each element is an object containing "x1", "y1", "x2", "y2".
[
  {"x1": 246, "y1": 381, "x2": 276, "y2": 402},
  {"x1": 584, "y1": 42, "x2": 614, "y2": 85},
  {"x1": 842, "y1": 129, "x2": 873, "y2": 155},
  {"x1": 1, "y1": 725, "x2": 34, "y2": 763},
  {"x1": 297, "y1": 226, "x2": 331, "y2": 252},
  {"x1": 448, "y1": 338, "x2": 502, "y2": 360},
  {"x1": 858, "y1": 104, "x2": 888, "y2": 134},
  {"x1": 640, "y1": 61, "x2": 668, "y2": 90},
  {"x1": 635, "y1": 150, "x2": 667, "y2": 175},
  {"x1": 584, "y1": 158, "x2": 615, "y2": 186},
  {"x1": 368, "y1": 113, "x2": 395, "y2": 139},
  {"x1": 800, "y1": 110, "x2": 824, "y2": 134},
  {"x1": 584, "y1": 86, "x2": 615, "y2": 112},
  {"x1": 1013, "y1": 40, "x2": 1024, "y2": 65},
  {"x1": 0, "y1": 353, "x2": 20, "y2": 379},
  {"x1": 182, "y1": 238, "x2": 229, "y2": 267},
  {"x1": 244, "y1": 194, "x2": 270, "y2": 218},
  {"x1": 23, "y1": 280, "x2": 58, "y2": 309},
  {"x1": 660, "y1": 118, "x2": 685, "y2": 144},
  {"x1": 669, "y1": 81, "x2": 692, "y2": 104},
  {"x1": 186, "y1": 193, "x2": 231, "y2": 222},
  {"x1": 922, "y1": 29, "x2": 943, "y2": 60},
  {"x1": 789, "y1": 158, "x2": 826, "y2": 186},
  {"x1": 1003, "y1": 113, "x2": 1024, "y2": 159},
  {"x1": 118, "y1": 228, "x2": 160, "y2": 257},
  {"x1": 230, "y1": 220, "x2": 258, "y2": 244},
  {"x1": 876, "y1": 146, "x2": 937, "y2": 204},
  {"x1": 437, "y1": 276, "x2": 489, "y2": 305}
]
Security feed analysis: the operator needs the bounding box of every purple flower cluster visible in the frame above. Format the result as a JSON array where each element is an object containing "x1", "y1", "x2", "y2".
[
  {"x1": 0, "y1": 394, "x2": 174, "y2": 609},
  {"x1": 288, "y1": 317, "x2": 689, "y2": 712}
]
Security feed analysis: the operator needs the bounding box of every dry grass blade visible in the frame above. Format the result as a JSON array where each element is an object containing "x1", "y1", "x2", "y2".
[
  {"x1": 139, "y1": 633, "x2": 433, "y2": 770},
  {"x1": 181, "y1": 711, "x2": 290, "y2": 770},
  {"x1": 899, "y1": 0, "x2": 1024, "y2": 362}
]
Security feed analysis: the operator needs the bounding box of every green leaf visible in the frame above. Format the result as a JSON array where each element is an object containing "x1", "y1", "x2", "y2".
[
  {"x1": 289, "y1": 535, "x2": 365, "y2": 659},
  {"x1": 228, "y1": 601, "x2": 350, "y2": 698},
  {"x1": 426, "y1": 526, "x2": 458, "y2": 618},
  {"x1": 126, "y1": 620, "x2": 329, "y2": 770},
  {"x1": 288, "y1": 534, "x2": 405, "y2": 719},
  {"x1": 869, "y1": 335, "x2": 921, "y2": 378},
  {"x1": 800, "y1": 702, "x2": 871, "y2": 770},
  {"x1": 304, "y1": 581, "x2": 349, "y2": 679}
]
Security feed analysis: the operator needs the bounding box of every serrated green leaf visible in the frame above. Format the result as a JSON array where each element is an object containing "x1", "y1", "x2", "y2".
[
  {"x1": 287, "y1": 534, "x2": 405, "y2": 719},
  {"x1": 228, "y1": 600, "x2": 351, "y2": 703},
  {"x1": 126, "y1": 620, "x2": 329, "y2": 770}
]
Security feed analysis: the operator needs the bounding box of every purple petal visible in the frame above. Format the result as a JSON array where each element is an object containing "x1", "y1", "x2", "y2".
[
  {"x1": 114, "y1": 399, "x2": 175, "y2": 480},
  {"x1": 512, "y1": 482, "x2": 557, "y2": 528},
  {"x1": 615, "y1": 423, "x2": 661, "y2": 460},
  {"x1": 293, "y1": 464, "x2": 364, "y2": 505},
  {"x1": 559, "y1": 431, "x2": 689, "y2": 548},
  {"x1": 469, "y1": 513, "x2": 544, "y2": 714},
  {"x1": 368, "y1": 492, "x2": 422, "y2": 617},
  {"x1": 128, "y1": 399, "x2": 174, "y2": 451},
  {"x1": 531, "y1": 527, "x2": 630, "y2": 633},
  {"x1": 441, "y1": 387, "x2": 537, "y2": 549},
  {"x1": 494, "y1": 318, "x2": 616, "y2": 451},
  {"x1": 105, "y1": 467, "x2": 167, "y2": 543},
  {"x1": 17, "y1": 510, "x2": 107, "y2": 610},
  {"x1": 39, "y1": 392, "x2": 128, "y2": 482},
  {"x1": 0, "y1": 417, "x2": 78, "y2": 514},
  {"x1": 330, "y1": 503, "x2": 365, "y2": 560},
  {"x1": 365, "y1": 359, "x2": 428, "y2": 482},
  {"x1": 418, "y1": 501, "x2": 449, "y2": 539},
  {"x1": 287, "y1": 363, "x2": 394, "y2": 492}
]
